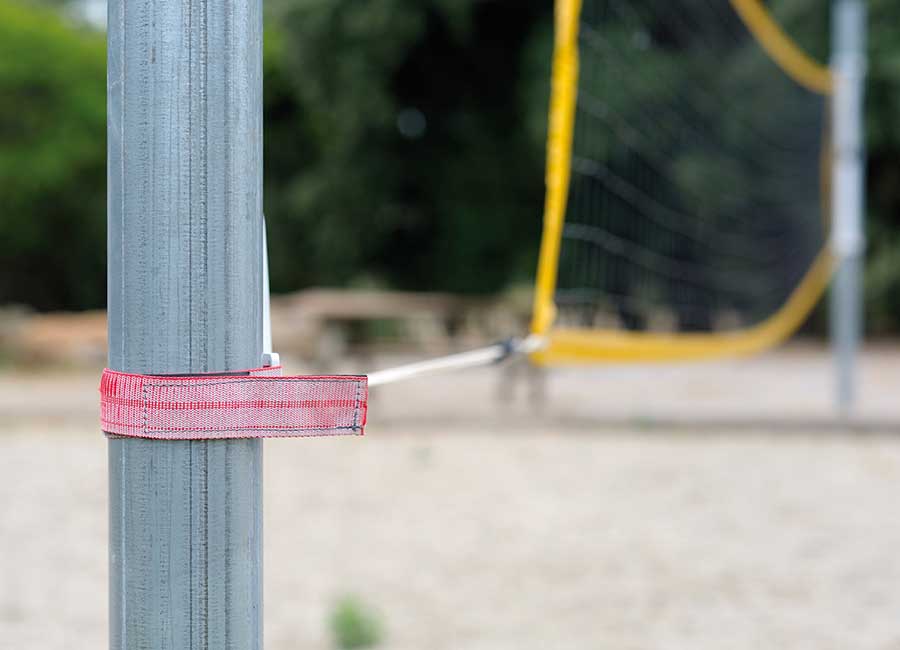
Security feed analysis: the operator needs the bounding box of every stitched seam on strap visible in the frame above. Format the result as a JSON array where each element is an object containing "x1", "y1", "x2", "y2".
[
  {"x1": 147, "y1": 377, "x2": 364, "y2": 389},
  {"x1": 99, "y1": 368, "x2": 368, "y2": 439}
]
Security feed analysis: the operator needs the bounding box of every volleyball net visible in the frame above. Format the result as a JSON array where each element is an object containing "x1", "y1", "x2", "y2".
[{"x1": 530, "y1": 0, "x2": 835, "y2": 364}]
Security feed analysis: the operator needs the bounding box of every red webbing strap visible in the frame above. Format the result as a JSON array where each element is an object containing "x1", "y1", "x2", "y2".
[{"x1": 100, "y1": 366, "x2": 367, "y2": 440}]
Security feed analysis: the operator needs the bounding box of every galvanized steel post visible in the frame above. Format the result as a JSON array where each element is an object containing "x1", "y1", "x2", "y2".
[{"x1": 107, "y1": 0, "x2": 264, "y2": 646}]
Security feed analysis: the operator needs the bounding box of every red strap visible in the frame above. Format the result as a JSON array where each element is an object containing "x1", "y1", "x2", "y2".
[{"x1": 99, "y1": 366, "x2": 367, "y2": 440}]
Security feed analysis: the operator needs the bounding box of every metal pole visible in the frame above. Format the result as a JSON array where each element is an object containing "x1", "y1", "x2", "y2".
[
  {"x1": 107, "y1": 0, "x2": 263, "y2": 646},
  {"x1": 830, "y1": 0, "x2": 866, "y2": 417}
]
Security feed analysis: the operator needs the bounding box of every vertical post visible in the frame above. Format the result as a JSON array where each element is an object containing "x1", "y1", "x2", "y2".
[
  {"x1": 107, "y1": 0, "x2": 264, "y2": 647},
  {"x1": 831, "y1": 0, "x2": 866, "y2": 417}
]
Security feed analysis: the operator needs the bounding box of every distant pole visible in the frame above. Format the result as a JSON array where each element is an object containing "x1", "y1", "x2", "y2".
[
  {"x1": 107, "y1": 0, "x2": 263, "y2": 647},
  {"x1": 831, "y1": 0, "x2": 866, "y2": 417}
]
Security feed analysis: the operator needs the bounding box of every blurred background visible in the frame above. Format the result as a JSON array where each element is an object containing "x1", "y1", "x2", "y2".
[{"x1": 2, "y1": 0, "x2": 900, "y2": 648}]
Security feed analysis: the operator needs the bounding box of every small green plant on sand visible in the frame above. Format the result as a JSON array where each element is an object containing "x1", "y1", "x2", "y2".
[{"x1": 329, "y1": 596, "x2": 383, "y2": 649}]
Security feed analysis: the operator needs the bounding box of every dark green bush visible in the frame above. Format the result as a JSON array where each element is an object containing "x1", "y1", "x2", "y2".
[{"x1": 0, "y1": 1, "x2": 106, "y2": 311}]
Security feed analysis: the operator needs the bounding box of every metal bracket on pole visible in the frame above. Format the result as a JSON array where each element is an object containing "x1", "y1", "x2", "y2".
[
  {"x1": 263, "y1": 215, "x2": 274, "y2": 359},
  {"x1": 262, "y1": 215, "x2": 280, "y2": 369}
]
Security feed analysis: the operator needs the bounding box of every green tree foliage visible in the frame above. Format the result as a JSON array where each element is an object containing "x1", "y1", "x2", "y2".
[
  {"x1": 263, "y1": 0, "x2": 551, "y2": 294},
  {"x1": 0, "y1": 0, "x2": 106, "y2": 310},
  {"x1": 861, "y1": 0, "x2": 900, "y2": 333},
  {"x1": 2, "y1": 0, "x2": 900, "y2": 337}
]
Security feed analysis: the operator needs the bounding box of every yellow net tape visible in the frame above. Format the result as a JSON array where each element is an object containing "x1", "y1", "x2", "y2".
[
  {"x1": 730, "y1": 0, "x2": 834, "y2": 95},
  {"x1": 530, "y1": 0, "x2": 582, "y2": 338},
  {"x1": 533, "y1": 249, "x2": 833, "y2": 364},
  {"x1": 530, "y1": 0, "x2": 834, "y2": 365}
]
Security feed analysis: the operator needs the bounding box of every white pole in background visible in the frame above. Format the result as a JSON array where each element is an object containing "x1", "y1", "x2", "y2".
[{"x1": 831, "y1": 0, "x2": 866, "y2": 418}]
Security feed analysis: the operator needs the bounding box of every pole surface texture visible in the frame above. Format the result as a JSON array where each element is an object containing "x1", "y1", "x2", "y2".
[
  {"x1": 830, "y1": 0, "x2": 866, "y2": 415},
  {"x1": 107, "y1": 0, "x2": 264, "y2": 647}
]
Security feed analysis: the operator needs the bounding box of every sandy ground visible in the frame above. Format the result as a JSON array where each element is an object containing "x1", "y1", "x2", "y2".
[{"x1": 2, "y1": 344, "x2": 900, "y2": 649}]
